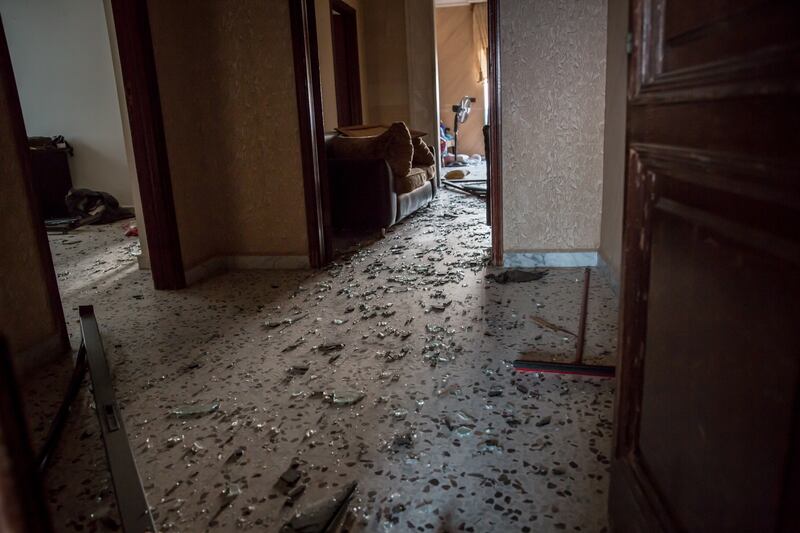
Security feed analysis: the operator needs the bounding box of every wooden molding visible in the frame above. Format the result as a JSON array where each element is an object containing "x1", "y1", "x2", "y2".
[
  {"x1": 488, "y1": 0, "x2": 503, "y2": 266},
  {"x1": 291, "y1": 0, "x2": 332, "y2": 268},
  {"x1": 110, "y1": 0, "x2": 186, "y2": 290}
]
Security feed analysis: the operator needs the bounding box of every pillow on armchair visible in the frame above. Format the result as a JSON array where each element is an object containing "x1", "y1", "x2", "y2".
[
  {"x1": 329, "y1": 122, "x2": 413, "y2": 177},
  {"x1": 411, "y1": 137, "x2": 435, "y2": 167}
]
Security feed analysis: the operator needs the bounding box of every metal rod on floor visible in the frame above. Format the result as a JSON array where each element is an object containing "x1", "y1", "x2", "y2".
[
  {"x1": 574, "y1": 267, "x2": 591, "y2": 365},
  {"x1": 79, "y1": 306, "x2": 157, "y2": 533},
  {"x1": 37, "y1": 341, "x2": 88, "y2": 473}
]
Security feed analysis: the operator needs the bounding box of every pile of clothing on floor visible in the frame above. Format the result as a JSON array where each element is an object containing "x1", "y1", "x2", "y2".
[{"x1": 45, "y1": 188, "x2": 134, "y2": 233}]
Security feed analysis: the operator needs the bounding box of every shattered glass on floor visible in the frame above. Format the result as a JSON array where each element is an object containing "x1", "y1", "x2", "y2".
[{"x1": 23, "y1": 190, "x2": 617, "y2": 532}]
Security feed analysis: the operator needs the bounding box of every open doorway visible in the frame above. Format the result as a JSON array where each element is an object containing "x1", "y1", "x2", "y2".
[
  {"x1": 305, "y1": 0, "x2": 502, "y2": 264},
  {"x1": 1, "y1": 0, "x2": 187, "y2": 306},
  {"x1": 435, "y1": 1, "x2": 489, "y2": 206},
  {"x1": 0, "y1": 1, "x2": 148, "y2": 341}
]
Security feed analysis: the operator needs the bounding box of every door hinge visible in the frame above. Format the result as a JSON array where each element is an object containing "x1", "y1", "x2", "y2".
[{"x1": 626, "y1": 32, "x2": 633, "y2": 55}]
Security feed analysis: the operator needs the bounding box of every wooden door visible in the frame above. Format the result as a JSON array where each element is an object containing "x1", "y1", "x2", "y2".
[
  {"x1": 330, "y1": 0, "x2": 362, "y2": 126},
  {"x1": 610, "y1": 1, "x2": 800, "y2": 531}
]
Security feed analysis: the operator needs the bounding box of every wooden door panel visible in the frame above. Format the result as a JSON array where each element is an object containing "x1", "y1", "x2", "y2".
[
  {"x1": 662, "y1": 0, "x2": 796, "y2": 73},
  {"x1": 636, "y1": 0, "x2": 799, "y2": 104},
  {"x1": 639, "y1": 201, "x2": 799, "y2": 531},
  {"x1": 628, "y1": 98, "x2": 798, "y2": 157},
  {"x1": 663, "y1": 0, "x2": 763, "y2": 39},
  {"x1": 611, "y1": 0, "x2": 800, "y2": 531}
]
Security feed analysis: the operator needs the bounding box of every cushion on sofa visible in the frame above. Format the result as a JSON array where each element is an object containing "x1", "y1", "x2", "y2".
[
  {"x1": 329, "y1": 122, "x2": 413, "y2": 177},
  {"x1": 395, "y1": 167, "x2": 428, "y2": 194},
  {"x1": 412, "y1": 137, "x2": 436, "y2": 167},
  {"x1": 419, "y1": 164, "x2": 436, "y2": 181}
]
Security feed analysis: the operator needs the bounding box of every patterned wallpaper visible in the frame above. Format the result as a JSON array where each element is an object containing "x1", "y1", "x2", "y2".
[
  {"x1": 500, "y1": 0, "x2": 607, "y2": 251},
  {"x1": 148, "y1": 0, "x2": 308, "y2": 267}
]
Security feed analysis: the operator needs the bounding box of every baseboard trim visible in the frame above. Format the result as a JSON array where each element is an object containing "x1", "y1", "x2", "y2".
[
  {"x1": 503, "y1": 251, "x2": 598, "y2": 268},
  {"x1": 14, "y1": 333, "x2": 70, "y2": 376},
  {"x1": 596, "y1": 253, "x2": 620, "y2": 296},
  {"x1": 184, "y1": 255, "x2": 310, "y2": 285}
]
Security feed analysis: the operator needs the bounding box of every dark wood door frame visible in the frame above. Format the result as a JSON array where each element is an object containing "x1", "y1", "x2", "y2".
[
  {"x1": 110, "y1": 0, "x2": 185, "y2": 290},
  {"x1": 329, "y1": 0, "x2": 363, "y2": 127},
  {"x1": 487, "y1": 0, "x2": 503, "y2": 266},
  {"x1": 291, "y1": 0, "x2": 332, "y2": 268}
]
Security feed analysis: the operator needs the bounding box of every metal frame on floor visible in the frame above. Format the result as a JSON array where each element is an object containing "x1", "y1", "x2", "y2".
[{"x1": 34, "y1": 307, "x2": 156, "y2": 533}]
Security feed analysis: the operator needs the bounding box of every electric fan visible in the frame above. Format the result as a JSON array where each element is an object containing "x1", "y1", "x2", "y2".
[{"x1": 445, "y1": 96, "x2": 476, "y2": 167}]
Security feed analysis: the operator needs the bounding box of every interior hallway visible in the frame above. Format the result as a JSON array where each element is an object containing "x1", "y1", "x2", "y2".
[{"x1": 25, "y1": 190, "x2": 617, "y2": 532}]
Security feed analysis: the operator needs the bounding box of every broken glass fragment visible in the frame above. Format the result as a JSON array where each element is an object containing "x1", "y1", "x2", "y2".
[
  {"x1": 165, "y1": 435, "x2": 184, "y2": 447},
  {"x1": 392, "y1": 408, "x2": 408, "y2": 420},
  {"x1": 189, "y1": 441, "x2": 205, "y2": 455},
  {"x1": 222, "y1": 484, "x2": 242, "y2": 502},
  {"x1": 454, "y1": 426, "x2": 473, "y2": 437},
  {"x1": 170, "y1": 401, "x2": 220, "y2": 418},
  {"x1": 324, "y1": 390, "x2": 365, "y2": 406}
]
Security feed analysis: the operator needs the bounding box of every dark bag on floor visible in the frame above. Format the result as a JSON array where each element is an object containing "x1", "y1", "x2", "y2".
[{"x1": 65, "y1": 188, "x2": 134, "y2": 225}]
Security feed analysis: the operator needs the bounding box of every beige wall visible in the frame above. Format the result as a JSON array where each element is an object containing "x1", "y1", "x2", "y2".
[
  {"x1": 357, "y1": 0, "x2": 437, "y2": 141},
  {"x1": 316, "y1": 0, "x2": 339, "y2": 130},
  {"x1": 362, "y1": 0, "x2": 411, "y2": 125},
  {"x1": 435, "y1": 5, "x2": 485, "y2": 156},
  {"x1": 501, "y1": 0, "x2": 608, "y2": 252},
  {"x1": 0, "y1": 52, "x2": 62, "y2": 363},
  {"x1": 599, "y1": 0, "x2": 628, "y2": 282},
  {"x1": 147, "y1": 0, "x2": 309, "y2": 271},
  {"x1": 315, "y1": 0, "x2": 369, "y2": 131},
  {"x1": 405, "y1": 0, "x2": 439, "y2": 144},
  {"x1": 0, "y1": 0, "x2": 136, "y2": 205}
]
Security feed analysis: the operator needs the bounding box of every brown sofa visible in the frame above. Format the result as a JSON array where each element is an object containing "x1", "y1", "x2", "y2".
[{"x1": 325, "y1": 130, "x2": 437, "y2": 231}]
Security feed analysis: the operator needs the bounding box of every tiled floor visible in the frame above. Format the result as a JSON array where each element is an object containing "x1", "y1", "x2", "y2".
[{"x1": 24, "y1": 189, "x2": 617, "y2": 532}]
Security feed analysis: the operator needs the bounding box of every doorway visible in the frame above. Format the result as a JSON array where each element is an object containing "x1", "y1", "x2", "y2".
[
  {"x1": 330, "y1": 0, "x2": 362, "y2": 127},
  {"x1": 0, "y1": 0, "x2": 188, "y2": 366},
  {"x1": 434, "y1": 0, "x2": 491, "y2": 239},
  {"x1": 300, "y1": 0, "x2": 503, "y2": 267},
  {"x1": 0, "y1": 0, "x2": 148, "y2": 347}
]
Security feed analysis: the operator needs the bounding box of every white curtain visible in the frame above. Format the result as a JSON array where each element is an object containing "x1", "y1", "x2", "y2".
[{"x1": 472, "y1": 2, "x2": 489, "y2": 83}]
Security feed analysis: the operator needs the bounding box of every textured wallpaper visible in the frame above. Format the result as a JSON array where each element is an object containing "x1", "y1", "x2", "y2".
[
  {"x1": 501, "y1": 0, "x2": 607, "y2": 251},
  {"x1": 148, "y1": 0, "x2": 308, "y2": 268}
]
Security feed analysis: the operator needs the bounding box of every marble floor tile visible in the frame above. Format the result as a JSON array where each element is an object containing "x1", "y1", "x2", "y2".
[{"x1": 22, "y1": 190, "x2": 616, "y2": 532}]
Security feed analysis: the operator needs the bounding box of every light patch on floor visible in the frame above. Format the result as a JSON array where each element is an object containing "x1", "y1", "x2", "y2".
[{"x1": 24, "y1": 190, "x2": 616, "y2": 532}]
